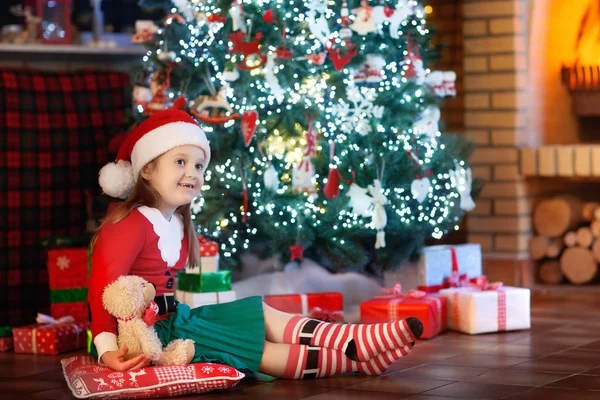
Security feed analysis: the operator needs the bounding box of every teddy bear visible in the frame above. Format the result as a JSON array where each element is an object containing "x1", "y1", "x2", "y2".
[{"x1": 102, "y1": 275, "x2": 195, "y2": 366}]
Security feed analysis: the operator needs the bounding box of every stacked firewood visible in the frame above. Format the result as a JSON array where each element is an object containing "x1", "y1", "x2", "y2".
[{"x1": 529, "y1": 196, "x2": 600, "y2": 284}]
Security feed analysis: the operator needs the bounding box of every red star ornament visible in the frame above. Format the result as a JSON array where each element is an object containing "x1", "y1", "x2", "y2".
[{"x1": 289, "y1": 243, "x2": 304, "y2": 261}]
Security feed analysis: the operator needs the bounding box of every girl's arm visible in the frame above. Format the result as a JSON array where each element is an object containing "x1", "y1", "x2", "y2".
[{"x1": 88, "y1": 213, "x2": 146, "y2": 363}]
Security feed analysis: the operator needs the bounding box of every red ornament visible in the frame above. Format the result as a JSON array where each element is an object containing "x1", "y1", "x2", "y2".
[
  {"x1": 263, "y1": 9, "x2": 275, "y2": 24},
  {"x1": 323, "y1": 168, "x2": 340, "y2": 200},
  {"x1": 208, "y1": 13, "x2": 227, "y2": 23},
  {"x1": 242, "y1": 110, "x2": 259, "y2": 147},
  {"x1": 327, "y1": 43, "x2": 358, "y2": 71},
  {"x1": 229, "y1": 31, "x2": 267, "y2": 70},
  {"x1": 384, "y1": 5, "x2": 395, "y2": 17},
  {"x1": 276, "y1": 46, "x2": 293, "y2": 59},
  {"x1": 306, "y1": 52, "x2": 327, "y2": 65},
  {"x1": 289, "y1": 243, "x2": 304, "y2": 261}
]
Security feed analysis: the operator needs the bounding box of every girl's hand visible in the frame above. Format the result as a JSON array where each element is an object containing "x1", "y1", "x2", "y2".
[{"x1": 101, "y1": 346, "x2": 150, "y2": 371}]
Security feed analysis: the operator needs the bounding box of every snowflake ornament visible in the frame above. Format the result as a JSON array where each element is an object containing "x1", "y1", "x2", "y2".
[
  {"x1": 331, "y1": 85, "x2": 384, "y2": 136},
  {"x1": 56, "y1": 255, "x2": 70, "y2": 271}
]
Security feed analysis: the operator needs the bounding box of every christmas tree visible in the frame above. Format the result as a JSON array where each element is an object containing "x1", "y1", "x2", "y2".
[{"x1": 133, "y1": 0, "x2": 477, "y2": 272}]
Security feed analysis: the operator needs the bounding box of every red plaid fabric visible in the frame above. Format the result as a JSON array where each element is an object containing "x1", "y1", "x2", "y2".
[{"x1": 0, "y1": 69, "x2": 131, "y2": 326}]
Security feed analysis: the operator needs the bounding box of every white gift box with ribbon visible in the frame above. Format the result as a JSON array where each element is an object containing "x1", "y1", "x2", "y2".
[{"x1": 439, "y1": 279, "x2": 530, "y2": 335}]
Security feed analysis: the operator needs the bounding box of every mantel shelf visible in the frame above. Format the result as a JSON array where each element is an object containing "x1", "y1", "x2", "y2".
[{"x1": 0, "y1": 43, "x2": 146, "y2": 57}]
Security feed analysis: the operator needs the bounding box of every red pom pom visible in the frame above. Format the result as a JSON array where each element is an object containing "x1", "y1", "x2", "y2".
[
  {"x1": 172, "y1": 96, "x2": 188, "y2": 110},
  {"x1": 263, "y1": 9, "x2": 275, "y2": 24}
]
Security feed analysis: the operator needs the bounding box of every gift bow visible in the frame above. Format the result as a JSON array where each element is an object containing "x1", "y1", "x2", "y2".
[
  {"x1": 309, "y1": 307, "x2": 344, "y2": 323},
  {"x1": 468, "y1": 276, "x2": 503, "y2": 291},
  {"x1": 382, "y1": 283, "x2": 427, "y2": 299},
  {"x1": 36, "y1": 313, "x2": 75, "y2": 325},
  {"x1": 445, "y1": 272, "x2": 469, "y2": 288}
]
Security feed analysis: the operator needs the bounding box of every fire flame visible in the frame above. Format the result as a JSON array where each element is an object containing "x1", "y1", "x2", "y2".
[{"x1": 574, "y1": 0, "x2": 600, "y2": 65}]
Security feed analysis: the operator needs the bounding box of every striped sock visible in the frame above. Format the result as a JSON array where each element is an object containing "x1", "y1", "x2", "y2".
[
  {"x1": 282, "y1": 316, "x2": 422, "y2": 362},
  {"x1": 280, "y1": 343, "x2": 413, "y2": 379}
]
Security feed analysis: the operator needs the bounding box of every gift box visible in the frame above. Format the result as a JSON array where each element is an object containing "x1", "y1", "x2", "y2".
[
  {"x1": 385, "y1": 244, "x2": 482, "y2": 293},
  {"x1": 177, "y1": 271, "x2": 231, "y2": 293},
  {"x1": 360, "y1": 291, "x2": 447, "y2": 339},
  {"x1": 178, "y1": 290, "x2": 237, "y2": 308},
  {"x1": 198, "y1": 236, "x2": 219, "y2": 273},
  {"x1": 50, "y1": 287, "x2": 89, "y2": 321},
  {"x1": 47, "y1": 248, "x2": 89, "y2": 290},
  {"x1": 0, "y1": 325, "x2": 13, "y2": 352},
  {"x1": 263, "y1": 293, "x2": 344, "y2": 318},
  {"x1": 439, "y1": 278, "x2": 531, "y2": 335},
  {"x1": 0, "y1": 337, "x2": 13, "y2": 352},
  {"x1": 13, "y1": 319, "x2": 88, "y2": 355}
]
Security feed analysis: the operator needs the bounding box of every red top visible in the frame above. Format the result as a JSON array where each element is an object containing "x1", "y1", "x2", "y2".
[{"x1": 88, "y1": 207, "x2": 188, "y2": 360}]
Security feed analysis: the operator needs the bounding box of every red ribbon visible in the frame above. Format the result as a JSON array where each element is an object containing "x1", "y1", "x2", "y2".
[
  {"x1": 381, "y1": 283, "x2": 427, "y2": 299},
  {"x1": 468, "y1": 276, "x2": 503, "y2": 291}
]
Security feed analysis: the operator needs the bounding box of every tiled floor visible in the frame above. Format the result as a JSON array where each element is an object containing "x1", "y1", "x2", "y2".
[{"x1": 2, "y1": 286, "x2": 600, "y2": 399}]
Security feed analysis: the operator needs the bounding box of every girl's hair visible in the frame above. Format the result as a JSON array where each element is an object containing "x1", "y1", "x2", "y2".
[{"x1": 90, "y1": 159, "x2": 200, "y2": 269}]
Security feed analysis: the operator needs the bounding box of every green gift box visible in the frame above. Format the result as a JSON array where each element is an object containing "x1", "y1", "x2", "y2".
[{"x1": 177, "y1": 271, "x2": 231, "y2": 293}]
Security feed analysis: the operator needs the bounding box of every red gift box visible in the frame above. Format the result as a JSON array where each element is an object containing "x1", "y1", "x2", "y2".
[
  {"x1": 0, "y1": 337, "x2": 13, "y2": 352},
  {"x1": 47, "y1": 248, "x2": 89, "y2": 290},
  {"x1": 263, "y1": 293, "x2": 343, "y2": 318},
  {"x1": 13, "y1": 321, "x2": 88, "y2": 355},
  {"x1": 50, "y1": 302, "x2": 89, "y2": 322},
  {"x1": 360, "y1": 294, "x2": 447, "y2": 339}
]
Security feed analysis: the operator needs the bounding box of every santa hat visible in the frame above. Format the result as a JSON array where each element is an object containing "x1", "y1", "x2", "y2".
[{"x1": 99, "y1": 109, "x2": 211, "y2": 199}]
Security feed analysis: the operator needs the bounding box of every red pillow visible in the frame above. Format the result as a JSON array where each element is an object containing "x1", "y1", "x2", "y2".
[{"x1": 61, "y1": 356, "x2": 245, "y2": 399}]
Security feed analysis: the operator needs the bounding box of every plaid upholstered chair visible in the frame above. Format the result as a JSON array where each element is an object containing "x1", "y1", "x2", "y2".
[{"x1": 0, "y1": 69, "x2": 131, "y2": 326}]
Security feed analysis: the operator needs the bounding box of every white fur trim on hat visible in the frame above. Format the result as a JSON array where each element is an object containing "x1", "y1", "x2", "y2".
[
  {"x1": 131, "y1": 121, "x2": 210, "y2": 181},
  {"x1": 99, "y1": 160, "x2": 134, "y2": 199}
]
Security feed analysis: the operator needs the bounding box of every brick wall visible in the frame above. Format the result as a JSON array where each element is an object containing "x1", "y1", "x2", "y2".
[
  {"x1": 462, "y1": 0, "x2": 533, "y2": 284},
  {"x1": 427, "y1": 0, "x2": 464, "y2": 133}
]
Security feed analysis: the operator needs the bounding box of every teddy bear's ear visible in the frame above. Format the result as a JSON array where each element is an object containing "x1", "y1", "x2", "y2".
[{"x1": 102, "y1": 275, "x2": 145, "y2": 318}]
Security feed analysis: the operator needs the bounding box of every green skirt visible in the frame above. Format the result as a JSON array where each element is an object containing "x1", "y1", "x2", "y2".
[{"x1": 92, "y1": 296, "x2": 266, "y2": 373}]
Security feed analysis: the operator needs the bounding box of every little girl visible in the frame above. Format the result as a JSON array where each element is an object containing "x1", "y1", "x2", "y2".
[{"x1": 88, "y1": 108, "x2": 423, "y2": 379}]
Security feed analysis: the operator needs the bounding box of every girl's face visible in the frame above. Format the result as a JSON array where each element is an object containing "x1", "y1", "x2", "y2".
[{"x1": 141, "y1": 144, "x2": 207, "y2": 219}]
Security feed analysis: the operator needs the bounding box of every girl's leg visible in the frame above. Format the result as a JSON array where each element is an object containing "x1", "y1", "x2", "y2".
[
  {"x1": 262, "y1": 302, "x2": 423, "y2": 363},
  {"x1": 259, "y1": 341, "x2": 413, "y2": 379}
]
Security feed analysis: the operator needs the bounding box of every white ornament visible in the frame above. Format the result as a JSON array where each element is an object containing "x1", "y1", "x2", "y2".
[
  {"x1": 425, "y1": 71, "x2": 444, "y2": 96},
  {"x1": 157, "y1": 51, "x2": 176, "y2": 62},
  {"x1": 223, "y1": 68, "x2": 239, "y2": 82},
  {"x1": 264, "y1": 53, "x2": 285, "y2": 104},
  {"x1": 450, "y1": 166, "x2": 475, "y2": 211},
  {"x1": 350, "y1": 4, "x2": 377, "y2": 36},
  {"x1": 412, "y1": 106, "x2": 440, "y2": 139},
  {"x1": 133, "y1": 85, "x2": 152, "y2": 107},
  {"x1": 331, "y1": 84, "x2": 384, "y2": 136},
  {"x1": 306, "y1": 0, "x2": 331, "y2": 46},
  {"x1": 411, "y1": 177, "x2": 430, "y2": 203},
  {"x1": 368, "y1": 179, "x2": 388, "y2": 249},
  {"x1": 292, "y1": 156, "x2": 316, "y2": 192},
  {"x1": 353, "y1": 54, "x2": 386, "y2": 83},
  {"x1": 443, "y1": 71, "x2": 457, "y2": 97},
  {"x1": 228, "y1": 3, "x2": 246, "y2": 33},
  {"x1": 425, "y1": 70, "x2": 456, "y2": 97},
  {"x1": 346, "y1": 183, "x2": 374, "y2": 217},
  {"x1": 388, "y1": 1, "x2": 413, "y2": 39},
  {"x1": 171, "y1": 0, "x2": 194, "y2": 21},
  {"x1": 264, "y1": 163, "x2": 279, "y2": 191}
]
